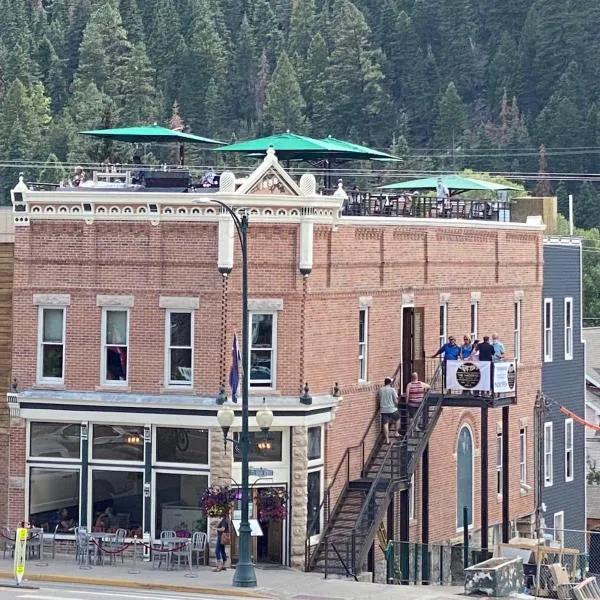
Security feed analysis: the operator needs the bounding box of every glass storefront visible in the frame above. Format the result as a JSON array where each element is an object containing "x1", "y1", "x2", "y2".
[
  {"x1": 30, "y1": 422, "x2": 81, "y2": 459},
  {"x1": 92, "y1": 424, "x2": 144, "y2": 462},
  {"x1": 29, "y1": 467, "x2": 80, "y2": 531},
  {"x1": 155, "y1": 427, "x2": 208, "y2": 464},
  {"x1": 233, "y1": 431, "x2": 283, "y2": 462}
]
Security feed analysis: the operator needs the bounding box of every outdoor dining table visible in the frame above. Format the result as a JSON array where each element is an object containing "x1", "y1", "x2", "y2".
[{"x1": 88, "y1": 531, "x2": 116, "y2": 565}]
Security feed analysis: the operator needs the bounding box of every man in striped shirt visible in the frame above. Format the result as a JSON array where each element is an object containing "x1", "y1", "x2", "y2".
[{"x1": 405, "y1": 372, "x2": 431, "y2": 431}]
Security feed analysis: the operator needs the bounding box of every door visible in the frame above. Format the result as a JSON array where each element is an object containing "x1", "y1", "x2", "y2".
[{"x1": 402, "y1": 307, "x2": 425, "y2": 389}]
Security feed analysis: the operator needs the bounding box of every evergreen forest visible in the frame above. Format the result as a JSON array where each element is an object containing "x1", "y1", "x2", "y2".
[{"x1": 0, "y1": 0, "x2": 600, "y2": 229}]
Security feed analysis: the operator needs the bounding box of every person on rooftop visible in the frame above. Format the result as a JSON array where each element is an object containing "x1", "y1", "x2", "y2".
[
  {"x1": 201, "y1": 166, "x2": 216, "y2": 187},
  {"x1": 431, "y1": 336, "x2": 461, "y2": 360},
  {"x1": 71, "y1": 166, "x2": 85, "y2": 187}
]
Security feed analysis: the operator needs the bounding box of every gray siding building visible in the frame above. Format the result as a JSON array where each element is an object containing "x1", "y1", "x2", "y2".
[{"x1": 541, "y1": 238, "x2": 586, "y2": 545}]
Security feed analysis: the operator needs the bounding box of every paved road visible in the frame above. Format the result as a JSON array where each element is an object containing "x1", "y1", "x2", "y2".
[{"x1": 0, "y1": 582, "x2": 248, "y2": 600}]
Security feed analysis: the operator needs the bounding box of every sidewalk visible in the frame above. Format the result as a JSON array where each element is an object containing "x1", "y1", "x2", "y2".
[{"x1": 0, "y1": 556, "x2": 466, "y2": 599}]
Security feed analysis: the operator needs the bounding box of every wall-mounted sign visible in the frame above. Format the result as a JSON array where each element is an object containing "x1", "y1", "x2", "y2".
[{"x1": 249, "y1": 468, "x2": 274, "y2": 478}]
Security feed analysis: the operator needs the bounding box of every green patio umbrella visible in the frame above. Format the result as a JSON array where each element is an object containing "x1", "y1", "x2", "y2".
[
  {"x1": 321, "y1": 136, "x2": 402, "y2": 162},
  {"x1": 79, "y1": 124, "x2": 225, "y2": 165},
  {"x1": 380, "y1": 175, "x2": 518, "y2": 196}
]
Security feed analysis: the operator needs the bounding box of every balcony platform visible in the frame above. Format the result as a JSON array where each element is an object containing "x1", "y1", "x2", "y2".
[{"x1": 428, "y1": 392, "x2": 517, "y2": 409}]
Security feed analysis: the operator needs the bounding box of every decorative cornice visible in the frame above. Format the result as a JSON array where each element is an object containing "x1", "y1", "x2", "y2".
[
  {"x1": 248, "y1": 298, "x2": 284, "y2": 312},
  {"x1": 159, "y1": 296, "x2": 199, "y2": 310},
  {"x1": 33, "y1": 293, "x2": 71, "y2": 306},
  {"x1": 96, "y1": 295, "x2": 134, "y2": 308}
]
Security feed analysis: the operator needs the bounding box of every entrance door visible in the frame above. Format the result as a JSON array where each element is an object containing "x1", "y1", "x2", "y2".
[
  {"x1": 402, "y1": 307, "x2": 425, "y2": 389},
  {"x1": 255, "y1": 486, "x2": 283, "y2": 564}
]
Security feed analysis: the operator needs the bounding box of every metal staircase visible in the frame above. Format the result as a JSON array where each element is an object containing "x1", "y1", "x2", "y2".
[{"x1": 305, "y1": 366, "x2": 443, "y2": 577}]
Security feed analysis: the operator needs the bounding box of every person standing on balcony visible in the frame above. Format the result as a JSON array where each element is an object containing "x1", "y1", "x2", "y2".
[
  {"x1": 379, "y1": 377, "x2": 400, "y2": 444},
  {"x1": 460, "y1": 335, "x2": 473, "y2": 360},
  {"x1": 405, "y1": 372, "x2": 431, "y2": 431},
  {"x1": 491, "y1": 333, "x2": 505, "y2": 361},
  {"x1": 431, "y1": 336, "x2": 461, "y2": 360}
]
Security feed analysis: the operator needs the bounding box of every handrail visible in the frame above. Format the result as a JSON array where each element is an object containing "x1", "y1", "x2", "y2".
[
  {"x1": 305, "y1": 397, "x2": 381, "y2": 569},
  {"x1": 350, "y1": 365, "x2": 443, "y2": 573}
]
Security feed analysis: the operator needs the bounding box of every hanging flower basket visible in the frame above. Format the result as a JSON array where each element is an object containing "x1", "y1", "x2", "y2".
[
  {"x1": 256, "y1": 488, "x2": 288, "y2": 522},
  {"x1": 200, "y1": 485, "x2": 236, "y2": 518}
]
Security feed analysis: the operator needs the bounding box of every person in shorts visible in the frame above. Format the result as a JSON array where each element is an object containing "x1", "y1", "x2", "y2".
[{"x1": 379, "y1": 377, "x2": 400, "y2": 443}]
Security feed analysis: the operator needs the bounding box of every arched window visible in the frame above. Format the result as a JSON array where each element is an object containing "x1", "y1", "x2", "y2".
[{"x1": 457, "y1": 425, "x2": 474, "y2": 529}]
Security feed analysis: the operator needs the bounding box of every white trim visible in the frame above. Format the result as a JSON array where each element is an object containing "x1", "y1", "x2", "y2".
[
  {"x1": 159, "y1": 296, "x2": 199, "y2": 310},
  {"x1": 439, "y1": 302, "x2": 448, "y2": 347},
  {"x1": 100, "y1": 308, "x2": 130, "y2": 386},
  {"x1": 307, "y1": 466, "x2": 324, "y2": 545},
  {"x1": 514, "y1": 299, "x2": 522, "y2": 363},
  {"x1": 249, "y1": 311, "x2": 278, "y2": 390},
  {"x1": 28, "y1": 420, "x2": 82, "y2": 463},
  {"x1": 519, "y1": 423, "x2": 527, "y2": 486},
  {"x1": 307, "y1": 425, "x2": 324, "y2": 467},
  {"x1": 37, "y1": 306, "x2": 66, "y2": 384},
  {"x1": 248, "y1": 298, "x2": 284, "y2": 312},
  {"x1": 553, "y1": 511, "x2": 565, "y2": 544},
  {"x1": 544, "y1": 298, "x2": 553, "y2": 362},
  {"x1": 470, "y1": 300, "x2": 479, "y2": 342},
  {"x1": 359, "y1": 296, "x2": 373, "y2": 309},
  {"x1": 565, "y1": 418, "x2": 574, "y2": 482},
  {"x1": 564, "y1": 297, "x2": 573, "y2": 360},
  {"x1": 358, "y1": 307, "x2": 369, "y2": 382},
  {"x1": 96, "y1": 295, "x2": 134, "y2": 308},
  {"x1": 33, "y1": 294, "x2": 71, "y2": 306},
  {"x1": 496, "y1": 429, "x2": 503, "y2": 497},
  {"x1": 164, "y1": 310, "x2": 194, "y2": 388},
  {"x1": 544, "y1": 422, "x2": 553, "y2": 487},
  {"x1": 409, "y1": 473, "x2": 415, "y2": 521}
]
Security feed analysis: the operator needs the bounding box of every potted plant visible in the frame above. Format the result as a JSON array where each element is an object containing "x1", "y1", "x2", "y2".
[
  {"x1": 200, "y1": 485, "x2": 236, "y2": 517},
  {"x1": 256, "y1": 488, "x2": 288, "y2": 522}
]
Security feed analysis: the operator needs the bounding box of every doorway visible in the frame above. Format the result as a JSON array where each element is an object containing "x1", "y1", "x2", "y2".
[
  {"x1": 402, "y1": 307, "x2": 425, "y2": 389},
  {"x1": 255, "y1": 486, "x2": 284, "y2": 564}
]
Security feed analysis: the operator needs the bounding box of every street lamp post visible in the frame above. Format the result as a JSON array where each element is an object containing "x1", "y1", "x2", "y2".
[{"x1": 196, "y1": 198, "x2": 256, "y2": 587}]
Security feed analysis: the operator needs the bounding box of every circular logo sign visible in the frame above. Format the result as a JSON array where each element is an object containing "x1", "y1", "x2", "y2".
[
  {"x1": 507, "y1": 364, "x2": 516, "y2": 390},
  {"x1": 455, "y1": 361, "x2": 481, "y2": 389}
]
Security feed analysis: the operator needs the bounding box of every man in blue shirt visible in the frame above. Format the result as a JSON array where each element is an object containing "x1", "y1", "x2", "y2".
[
  {"x1": 431, "y1": 336, "x2": 461, "y2": 360},
  {"x1": 491, "y1": 333, "x2": 505, "y2": 361}
]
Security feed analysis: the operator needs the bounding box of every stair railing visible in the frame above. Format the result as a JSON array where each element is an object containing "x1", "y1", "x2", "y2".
[
  {"x1": 304, "y1": 398, "x2": 382, "y2": 571},
  {"x1": 350, "y1": 364, "x2": 443, "y2": 575}
]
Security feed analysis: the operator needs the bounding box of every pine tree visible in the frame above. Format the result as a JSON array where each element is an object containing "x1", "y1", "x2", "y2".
[
  {"x1": 432, "y1": 82, "x2": 469, "y2": 150},
  {"x1": 39, "y1": 152, "x2": 66, "y2": 184},
  {"x1": 304, "y1": 33, "x2": 329, "y2": 136},
  {"x1": 118, "y1": 42, "x2": 157, "y2": 124},
  {"x1": 263, "y1": 51, "x2": 306, "y2": 134},
  {"x1": 535, "y1": 144, "x2": 551, "y2": 197},
  {"x1": 249, "y1": 0, "x2": 283, "y2": 69},
  {"x1": 118, "y1": 0, "x2": 144, "y2": 43},
  {"x1": 288, "y1": 0, "x2": 316, "y2": 66},
  {"x1": 326, "y1": 0, "x2": 385, "y2": 142},
  {"x1": 229, "y1": 15, "x2": 257, "y2": 129},
  {"x1": 255, "y1": 50, "x2": 270, "y2": 124}
]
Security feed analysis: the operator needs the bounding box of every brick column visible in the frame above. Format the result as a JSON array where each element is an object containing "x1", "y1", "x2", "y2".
[
  {"x1": 290, "y1": 425, "x2": 308, "y2": 569},
  {"x1": 8, "y1": 416, "x2": 26, "y2": 527}
]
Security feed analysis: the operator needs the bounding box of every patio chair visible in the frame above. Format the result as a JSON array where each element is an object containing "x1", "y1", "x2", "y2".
[
  {"x1": 1, "y1": 526, "x2": 14, "y2": 559},
  {"x1": 190, "y1": 531, "x2": 207, "y2": 566},
  {"x1": 104, "y1": 528, "x2": 127, "y2": 565},
  {"x1": 170, "y1": 537, "x2": 191, "y2": 569},
  {"x1": 153, "y1": 530, "x2": 177, "y2": 569},
  {"x1": 28, "y1": 527, "x2": 44, "y2": 560},
  {"x1": 75, "y1": 527, "x2": 97, "y2": 566},
  {"x1": 41, "y1": 524, "x2": 59, "y2": 560}
]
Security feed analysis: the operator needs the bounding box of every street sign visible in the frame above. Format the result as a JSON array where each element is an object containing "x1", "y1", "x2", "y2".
[
  {"x1": 249, "y1": 468, "x2": 274, "y2": 478},
  {"x1": 14, "y1": 527, "x2": 27, "y2": 585}
]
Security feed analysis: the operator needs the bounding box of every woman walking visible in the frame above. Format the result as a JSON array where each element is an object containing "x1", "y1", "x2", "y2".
[{"x1": 214, "y1": 508, "x2": 231, "y2": 572}]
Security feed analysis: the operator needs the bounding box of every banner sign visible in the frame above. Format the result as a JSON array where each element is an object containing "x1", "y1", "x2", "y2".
[
  {"x1": 493, "y1": 361, "x2": 517, "y2": 393},
  {"x1": 14, "y1": 527, "x2": 27, "y2": 585},
  {"x1": 446, "y1": 361, "x2": 491, "y2": 391}
]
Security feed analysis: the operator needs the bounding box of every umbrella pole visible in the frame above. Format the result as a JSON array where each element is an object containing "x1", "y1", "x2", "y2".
[{"x1": 179, "y1": 143, "x2": 185, "y2": 166}]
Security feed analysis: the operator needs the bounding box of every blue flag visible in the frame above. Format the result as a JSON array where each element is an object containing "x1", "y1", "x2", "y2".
[{"x1": 229, "y1": 333, "x2": 241, "y2": 403}]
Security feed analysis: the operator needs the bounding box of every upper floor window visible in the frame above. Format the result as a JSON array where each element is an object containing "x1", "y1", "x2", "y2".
[
  {"x1": 565, "y1": 418, "x2": 574, "y2": 482},
  {"x1": 496, "y1": 430, "x2": 503, "y2": 496},
  {"x1": 439, "y1": 303, "x2": 448, "y2": 347},
  {"x1": 514, "y1": 300, "x2": 522, "y2": 363},
  {"x1": 38, "y1": 307, "x2": 65, "y2": 383},
  {"x1": 564, "y1": 297, "x2": 573, "y2": 360},
  {"x1": 544, "y1": 299, "x2": 553, "y2": 362},
  {"x1": 102, "y1": 309, "x2": 129, "y2": 385},
  {"x1": 165, "y1": 311, "x2": 193, "y2": 386},
  {"x1": 250, "y1": 313, "x2": 276, "y2": 388},
  {"x1": 359, "y1": 308, "x2": 369, "y2": 381},
  {"x1": 470, "y1": 301, "x2": 478, "y2": 342},
  {"x1": 544, "y1": 422, "x2": 553, "y2": 487},
  {"x1": 519, "y1": 424, "x2": 527, "y2": 486}
]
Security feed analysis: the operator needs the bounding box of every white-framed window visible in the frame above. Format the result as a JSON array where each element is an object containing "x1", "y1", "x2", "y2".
[
  {"x1": 409, "y1": 473, "x2": 415, "y2": 520},
  {"x1": 564, "y1": 297, "x2": 573, "y2": 360},
  {"x1": 553, "y1": 511, "x2": 564, "y2": 544},
  {"x1": 164, "y1": 311, "x2": 193, "y2": 387},
  {"x1": 439, "y1": 303, "x2": 448, "y2": 347},
  {"x1": 358, "y1": 308, "x2": 369, "y2": 381},
  {"x1": 565, "y1": 418, "x2": 574, "y2": 482},
  {"x1": 544, "y1": 299, "x2": 553, "y2": 362},
  {"x1": 514, "y1": 300, "x2": 522, "y2": 363},
  {"x1": 249, "y1": 312, "x2": 277, "y2": 388},
  {"x1": 307, "y1": 426, "x2": 324, "y2": 540},
  {"x1": 470, "y1": 301, "x2": 478, "y2": 342},
  {"x1": 101, "y1": 309, "x2": 129, "y2": 385},
  {"x1": 519, "y1": 424, "x2": 527, "y2": 486},
  {"x1": 496, "y1": 430, "x2": 503, "y2": 496},
  {"x1": 544, "y1": 422, "x2": 553, "y2": 486},
  {"x1": 37, "y1": 307, "x2": 66, "y2": 383}
]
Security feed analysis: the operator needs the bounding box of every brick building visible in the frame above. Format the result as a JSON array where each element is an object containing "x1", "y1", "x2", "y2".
[{"x1": 5, "y1": 152, "x2": 543, "y2": 571}]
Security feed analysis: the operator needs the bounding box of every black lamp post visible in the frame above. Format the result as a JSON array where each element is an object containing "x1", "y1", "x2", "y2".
[{"x1": 195, "y1": 198, "x2": 258, "y2": 588}]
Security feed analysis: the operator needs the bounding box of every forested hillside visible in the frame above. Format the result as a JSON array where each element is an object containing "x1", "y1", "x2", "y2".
[{"x1": 1, "y1": 0, "x2": 600, "y2": 219}]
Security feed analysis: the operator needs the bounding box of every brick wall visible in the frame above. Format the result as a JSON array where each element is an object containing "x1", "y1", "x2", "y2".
[{"x1": 10, "y1": 217, "x2": 542, "y2": 540}]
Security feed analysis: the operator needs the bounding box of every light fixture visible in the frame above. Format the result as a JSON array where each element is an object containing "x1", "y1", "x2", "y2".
[
  {"x1": 216, "y1": 384, "x2": 227, "y2": 405},
  {"x1": 255, "y1": 398, "x2": 274, "y2": 432},
  {"x1": 126, "y1": 434, "x2": 141, "y2": 445},
  {"x1": 217, "y1": 406, "x2": 235, "y2": 448},
  {"x1": 300, "y1": 382, "x2": 312, "y2": 405},
  {"x1": 257, "y1": 438, "x2": 272, "y2": 451}
]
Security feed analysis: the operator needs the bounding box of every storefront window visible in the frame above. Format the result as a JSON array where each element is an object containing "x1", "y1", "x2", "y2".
[
  {"x1": 155, "y1": 472, "x2": 208, "y2": 538},
  {"x1": 307, "y1": 426, "x2": 321, "y2": 461},
  {"x1": 92, "y1": 470, "x2": 143, "y2": 536},
  {"x1": 306, "y1": 470, "x2": 321, "y2": 536},
  {"x1": 30, "y1": 422, "x2": 81, "y2": 459},
  {"x1": 92, "y1": 424, "x2": 144, "y2": 462},
  {"x1": 233, "y1": 431, "x2": 283, "y2": 462},
  {"x1": 29, "y1": 467, "x2": 80, "y2": 532},
  {"x1": 155, "y1": 428, "x2": 208, "y2": 465}
]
